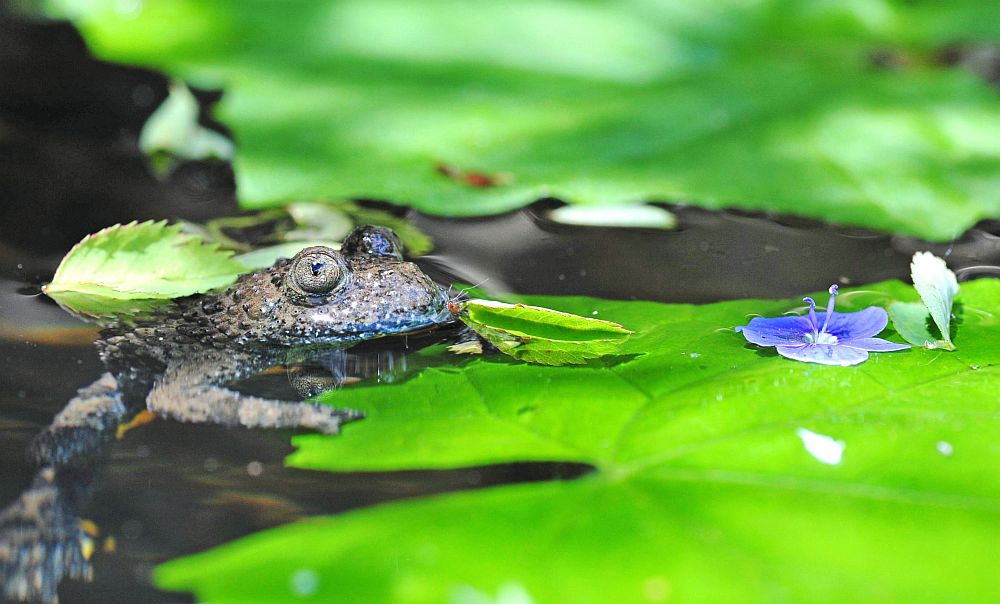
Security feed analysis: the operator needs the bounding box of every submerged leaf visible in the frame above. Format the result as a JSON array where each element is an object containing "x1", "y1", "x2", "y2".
[
  {"x1": 43, "y1": 221, "x2": 245, "y2": 318},
  {"x1": 910, "y1": 251, "x2": 959, "y2": 350},
  {"x1": 454, "y1": 299, "x2": 632, "y2": 365}
]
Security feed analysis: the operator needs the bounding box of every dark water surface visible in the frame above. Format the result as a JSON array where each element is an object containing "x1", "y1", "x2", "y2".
[{"x1": 3, "y1": 10, "x2": 1000, "y2": 604}]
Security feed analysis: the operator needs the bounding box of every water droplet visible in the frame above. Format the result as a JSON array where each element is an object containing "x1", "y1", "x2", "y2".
[
  {"x1": 935, "y1": 441, "x2": 954, "y2": 457},
  {"x1": 247, "y1": 461, "x2": 264, "y2": 476},
  {"x1": 289, "y1": 568, "x2": 319, "y2": 597},
  {"x1": 203, "y1": 457, "x2": 220, "y2": 472}
]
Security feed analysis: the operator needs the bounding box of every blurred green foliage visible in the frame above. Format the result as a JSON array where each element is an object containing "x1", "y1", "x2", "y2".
[{"x1": 47, "y1": 0, "x2": 1000, "y2": 240}]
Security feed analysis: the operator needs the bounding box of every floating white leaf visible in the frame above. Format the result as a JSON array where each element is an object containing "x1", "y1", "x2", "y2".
[{"x1": 909, "y1": 251, "x2": 959, "y2": 350}]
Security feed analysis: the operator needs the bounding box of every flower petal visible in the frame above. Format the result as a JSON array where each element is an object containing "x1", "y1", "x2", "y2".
[
  {"x1": 841, "y1": 337, "x2": 910, "y2": 352},
  {"x1": 735, "y1": 315, "x2": 813, "y2": 347},
  {"x1": 775, "y1": 343, "x2": 869, "y2": 366},
  {"x1": 819, "y1": 307, "x2": 889, "y2": 340}
]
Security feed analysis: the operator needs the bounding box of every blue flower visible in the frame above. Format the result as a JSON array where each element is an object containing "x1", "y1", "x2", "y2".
[{"x1": 735, "y1": 285, "x2": 909, "y2": 366}]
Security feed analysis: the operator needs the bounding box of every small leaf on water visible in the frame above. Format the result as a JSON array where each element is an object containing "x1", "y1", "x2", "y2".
[
  {"x1": 910, "y1": 251, "x2": 959, "y2": 350},
  {"x1": 284, "y1": 202, "x2": 354, "y2": 242},
  {"x1": 447, "y1": 339, "x2": 484, "y2": 355},
  {"x1": 43, "y1": 221, "x2": 246, "y2": 319},
  {"x1": 547, "y1": 204, "x2": 676, "y2": 229},
  {"x1": 139, "y1": 80, "x2": 234, "y2": 173},
  {"x1": 454, "y1": 299, "x2": 632, "y2": 365}
]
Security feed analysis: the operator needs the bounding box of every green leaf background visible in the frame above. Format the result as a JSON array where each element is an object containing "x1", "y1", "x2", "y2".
[
  {"x1": 157, "y1": 280, "x2": 1000, "y2": 603},
  {"x1": 45, "y1": 0, "x2": 1000, "y2": 241}
]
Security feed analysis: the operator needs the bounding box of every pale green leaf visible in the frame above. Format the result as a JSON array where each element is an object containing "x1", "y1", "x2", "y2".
[
  {"x1": 910, "y1": 251, "x2": 959, "y2": 350},
  {"x1": 888, "y1": 300, "x2": 955, "y2": 350},
  {"x1": 43, "y1": 221, "x2": 245, "y2": 318},
  {"x1": 547, "y1": 204, "x2": 676, "y2": 229},
  {"x1": 456, "y1": 299, "x2": 632, "y2": 365},
  {"x1": 284, "y1": 202, "x2": 354, "y2": 242},
  {"x1": 139, "y1": 80, "x2": 234, "y2": 168}
]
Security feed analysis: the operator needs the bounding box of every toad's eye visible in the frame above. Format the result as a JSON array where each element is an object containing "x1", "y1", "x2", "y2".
[{"x1": 289, "y1": 248, "x2": 348, "y2": 294}]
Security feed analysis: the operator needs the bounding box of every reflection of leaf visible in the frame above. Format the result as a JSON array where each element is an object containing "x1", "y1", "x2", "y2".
[
  {"x1": 139, "y1": 80, "x2": 233, "y2": 174},
  {"x1": 910, "y1": 252, "x2": 959, "y2": 350},
  {"x1": 43, "y1": 221, "x2": 245, "y2": 318},
  {"x1": 156, "y1": 280, "x2": 1000, "y2": 602},
  {"x1": 455, "y1": 299, "x2": 632, "y2": 365},
  {"x1": 53, "y1": 0, "x2": 1000, "y2": 240}
]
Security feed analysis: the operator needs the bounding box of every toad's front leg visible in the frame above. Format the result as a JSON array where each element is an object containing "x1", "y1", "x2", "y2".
[{"x1": 146, "y1": 353, "x2": 363, "y2": 434}]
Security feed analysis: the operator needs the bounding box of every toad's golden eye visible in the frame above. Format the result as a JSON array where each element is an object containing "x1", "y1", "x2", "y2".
[{"x1": 289, "y1": 248, "x2": 348, "y2": 294}]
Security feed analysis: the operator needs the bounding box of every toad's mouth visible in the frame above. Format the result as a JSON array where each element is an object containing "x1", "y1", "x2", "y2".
[
  {"x1": 281, "y1": 284, "x2": 458, "y2": 345},
  {"x1": 279, "y1": 301, "x2": 459, "y2": 347}
]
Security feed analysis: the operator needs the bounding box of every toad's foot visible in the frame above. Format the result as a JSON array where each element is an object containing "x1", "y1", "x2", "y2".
[
  {"x1": 148, "y1": 384, "x2": 363, "y2": 434},
  {"x1": 115, "y1": 409, "x2": 157, "y2": 439},
  {"x1": 0, "y1": 468, "x2": 91, "y2": 604}
]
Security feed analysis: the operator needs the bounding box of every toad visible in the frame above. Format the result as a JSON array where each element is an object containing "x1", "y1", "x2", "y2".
[{"x1": 1, "y1": 225, "x2": 457, "y2": 603}]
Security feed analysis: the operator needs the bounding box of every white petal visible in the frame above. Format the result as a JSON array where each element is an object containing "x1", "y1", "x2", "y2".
[
  {"x1": 842, "y1": 337, "x2": 910, "y2": 352},
  {"x1": 911, "y1": 251, "x2": 959, "y2": 348},
  {"x1": 775, "y1": 343, "x2": 868, "y2": 366},
  {"x1": 796, "y1": 428, "x2": 845, "y2": 465}
]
